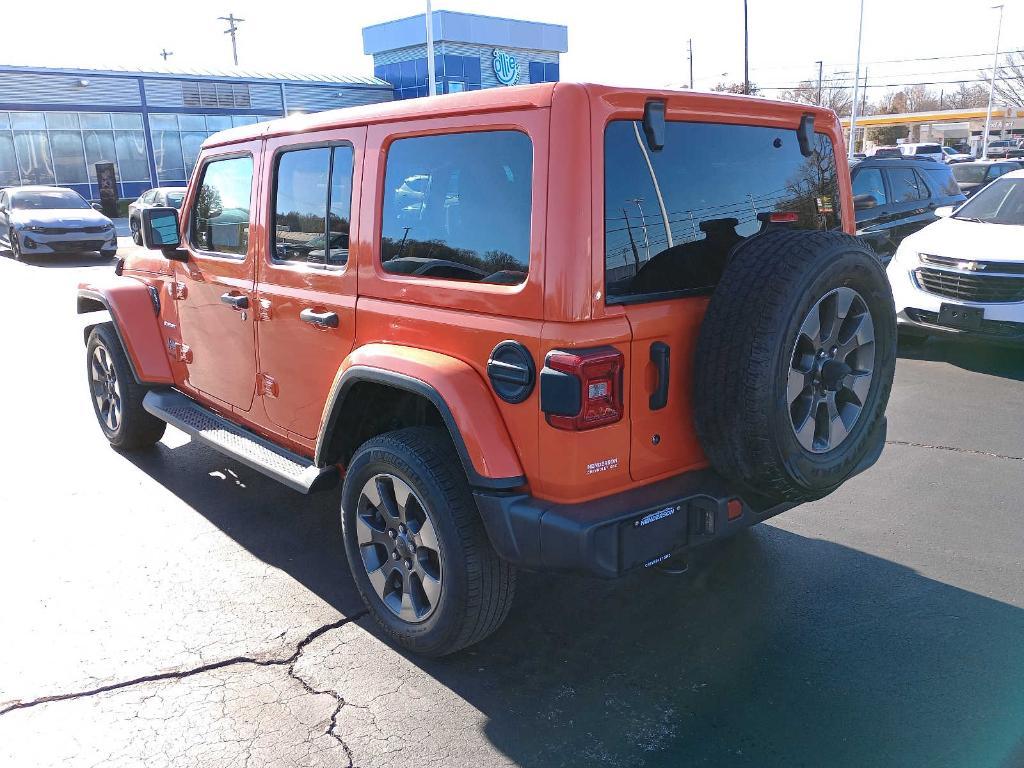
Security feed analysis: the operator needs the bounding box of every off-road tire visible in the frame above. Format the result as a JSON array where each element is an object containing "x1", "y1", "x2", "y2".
[
  {"x1": 693, "y1": 229, "x2": 896, "y2": 503},
  {"x1": 86, "y1": 323, "x2": 166, "y2": 450},
  {"x1": 341, "y1": 427, "x2": 516, "y2": 656}
]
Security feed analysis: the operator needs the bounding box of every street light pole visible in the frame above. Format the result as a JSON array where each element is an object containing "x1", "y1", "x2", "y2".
[
  {"x1": 816, "y1": 60, "x2": 823, "y2": 105},
  {"x1": 743, "y1": 0, "x2": 750, "y2": 95},
  {"x1": 982, "y1": 4, "x2": 1004, "y2": 160},
  {"x1": 425, "y1": 0, "x2": 437, "y2": 97},
  {"x1": 848, "y1": 0, "x2": 865, "y2": 160}
]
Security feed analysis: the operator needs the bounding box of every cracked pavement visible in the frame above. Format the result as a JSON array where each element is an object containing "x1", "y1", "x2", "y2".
[{"x1": 2, "y1": 246, "x2": 1023, "y2": 767}]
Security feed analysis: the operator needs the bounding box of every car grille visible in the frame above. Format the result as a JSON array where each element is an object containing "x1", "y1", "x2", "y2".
[
  {"x1": 907, "y1": 308, "x2": 1024, "y2": 338},
  {"x1": 36, "y1": 225, "x2": 108, "y2": 234},
  {"x1": 914, "y1": 267, "x2": 1024, "y2": 303},
  {"x1": 920, "y1": 253, "x2": 1024, "y2": 275},
  {"x1": 48, "y1": 240, "x2": 105, "y2": 252}
]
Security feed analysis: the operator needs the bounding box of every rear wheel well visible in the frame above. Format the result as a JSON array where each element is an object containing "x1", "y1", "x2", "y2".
[{"x1": 324, "y1": 382, "x2": 451, "y2": 470}]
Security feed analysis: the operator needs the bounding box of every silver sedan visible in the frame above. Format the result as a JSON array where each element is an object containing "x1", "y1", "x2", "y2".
[{"x1": 0, "y1": 186, "x2": 118, "y2": 260}]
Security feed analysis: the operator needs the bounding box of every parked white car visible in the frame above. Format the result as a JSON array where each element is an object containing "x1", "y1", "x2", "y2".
[
  {"x1": 898, "y1": 142, "x2": 945, "y2": 163},
  {"x1": 887, "y1": 169, "x2": 1024, "y2": 347}
]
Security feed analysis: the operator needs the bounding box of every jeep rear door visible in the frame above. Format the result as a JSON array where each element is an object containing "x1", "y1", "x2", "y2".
[
  {"x1": 600, "y1": 115, "x2": 844, "y2": 482},
  {"x1": 254, "y1": 128, "x2": 364, "y2": 440},
  {"x1": 173, "y1": 144, "x2": 260, "y2": 411}
]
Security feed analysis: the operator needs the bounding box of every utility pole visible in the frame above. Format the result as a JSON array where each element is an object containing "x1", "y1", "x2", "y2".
[
  {"x1": 425, "y1": 0, "x2": 437, "y2": 96},
  {"x1": 815, "y1": 60, "x2": 823, "y2": 105},
  {"x1": 743, "y1": 0, "x2": 750, "y2": 94},
  {"x1": 688, "y1": 39, "x2": 694, "y2": 89},
  {"x1": 218, "y1": 14, "x2": 245, "y2": 66},
  {"x1": 160, "y1": 49, "x2": 173, "y2": 62},
  {"x1": 848, "y1": 0, "x2": 865, "y2": 160},
  {"x1": 982, "y1": 4, "x2": 1004, "y2": 160}
]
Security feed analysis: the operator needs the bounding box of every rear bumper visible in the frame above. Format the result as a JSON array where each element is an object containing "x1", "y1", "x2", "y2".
[
  {"x1": 475, "y1": 471, "x2": 794, "y2": 578},
  {"x1": 899, "y1": 308, "x2": 1024, "y2": 347},
  {"x1": 475, "y1": 418, "x2": 886, "y2": 578}
]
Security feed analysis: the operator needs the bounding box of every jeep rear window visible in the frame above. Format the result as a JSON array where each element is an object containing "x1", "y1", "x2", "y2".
[
  {"x1": 604, "y1": 120, "x2": 841, "y2": 304},
  {"x1": 380, "y1": 131, "x2": 532, "y2": 285}
]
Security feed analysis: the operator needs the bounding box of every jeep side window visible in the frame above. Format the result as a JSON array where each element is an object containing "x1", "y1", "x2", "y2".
[
  {"x1": 190, "y1": 155, "x2": 253, "y2": 256},
  {"x1": 604, "y1": 119, "x2": 841, "y2": 304},
  {"x1": 379, "y1": 130, "x2": 532, "y2": 285},
  {"x1": 272, "y1": 145, "x2": 353, "y2": 268}
]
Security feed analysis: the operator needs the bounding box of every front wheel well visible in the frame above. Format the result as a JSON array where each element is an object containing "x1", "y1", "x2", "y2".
[{"x1": 323, "y1": 381, "x2": 451, "y2": 470}]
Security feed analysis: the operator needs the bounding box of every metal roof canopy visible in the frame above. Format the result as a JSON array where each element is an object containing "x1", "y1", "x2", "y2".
[
  {"x1": 841, "y1": 107, "x2": 1014, "y2": 128},
  {"x1": 0, "y1": 63, "x2": 390, "y2": 88}
]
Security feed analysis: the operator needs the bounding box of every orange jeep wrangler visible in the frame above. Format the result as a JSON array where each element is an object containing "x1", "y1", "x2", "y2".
[{"x1": 78, "y1": 84, "x2": 895, "y2": 656}]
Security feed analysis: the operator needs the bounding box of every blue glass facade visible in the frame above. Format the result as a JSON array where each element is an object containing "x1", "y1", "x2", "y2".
[
  {"x1": 377, "y1": 53, "x2": 558, "y2": 99},
  {"x1": 364, "y1": 11, "x2": 568, "y2": 101}
]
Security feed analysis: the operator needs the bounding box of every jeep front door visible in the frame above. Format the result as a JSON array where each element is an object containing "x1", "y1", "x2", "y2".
[
  {"x1": 174, "y1": 147, "x2": 259, "y2": 410},
  {"x1": 254, "y1": 132, "x2": 363, "y2": 440}
]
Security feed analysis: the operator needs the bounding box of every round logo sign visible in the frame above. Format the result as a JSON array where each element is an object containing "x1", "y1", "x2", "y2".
[{"x1": 492, "y1": 49, "x2": 520, "y2": 86}]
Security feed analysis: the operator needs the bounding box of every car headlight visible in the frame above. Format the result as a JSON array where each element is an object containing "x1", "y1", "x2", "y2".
[
  {"x1": 102, "y1": 221, "x2": 115, "y2": 231},
  {"x1": 21, "y1": 224, "x2": 44, "y2": 232}
]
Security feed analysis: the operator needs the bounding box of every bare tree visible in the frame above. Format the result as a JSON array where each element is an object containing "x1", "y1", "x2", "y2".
[
  {"x1": 979, "y1": 51, "x2": 1024, "y2": 107},
  {"x1": 943, "y1": 82, "x2": 990, "y2": 110},
  {"x1": 780, "y1": 78, "x2": 853, "y2": 116},
  {"x1": 712, "y1": 81, "x2": 760, "y2": 96}
]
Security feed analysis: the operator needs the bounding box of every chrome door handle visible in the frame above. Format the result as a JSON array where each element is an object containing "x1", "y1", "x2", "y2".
[
  {"x1": 220, "y1": 293, "x2": 249, "y2": 309},
  {"x1": 300, "y1": 308, "x2": 339, "y2": 328}
]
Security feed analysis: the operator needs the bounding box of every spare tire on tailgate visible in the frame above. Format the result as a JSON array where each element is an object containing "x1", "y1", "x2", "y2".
[{"x1": 693, "y1": 229, "x2": 896, "y2": 503}]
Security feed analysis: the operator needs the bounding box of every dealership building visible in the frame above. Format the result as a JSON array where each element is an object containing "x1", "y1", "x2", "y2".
[{"x1": 0, "y1": 11, "x2": 566, "y2": 202}]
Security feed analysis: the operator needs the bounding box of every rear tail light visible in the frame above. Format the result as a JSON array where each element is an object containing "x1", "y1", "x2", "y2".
[{"x1": 540, "y1": 347, "x2": 624, "y2": 430}]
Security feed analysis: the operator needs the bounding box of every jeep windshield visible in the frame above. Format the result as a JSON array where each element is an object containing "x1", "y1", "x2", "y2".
[
  {"x1": 604, "y1": 120, "x2": 841, "y2": 304},
  {"x1": 953, "y1": 177, "x2": 1024, "y2": 225}
]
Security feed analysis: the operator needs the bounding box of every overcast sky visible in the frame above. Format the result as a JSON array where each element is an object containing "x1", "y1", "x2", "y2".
[{"x1": 4, "y1": 0, "x2": 1021, "y2": 100}]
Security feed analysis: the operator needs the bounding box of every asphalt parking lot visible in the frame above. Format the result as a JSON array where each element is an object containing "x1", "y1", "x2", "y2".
[{"x1": 1, "y1": 240, "x2": 1022, "y2": 768}]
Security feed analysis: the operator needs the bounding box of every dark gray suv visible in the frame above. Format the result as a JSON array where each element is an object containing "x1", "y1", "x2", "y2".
[{"x1": 852, "y1": 157, "x2": 966, "y2": 263}]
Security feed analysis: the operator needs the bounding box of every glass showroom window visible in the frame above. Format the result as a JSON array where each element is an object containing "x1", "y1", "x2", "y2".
[{"x1": 0, "y1": 111, "x2": 152, "y2": 190}]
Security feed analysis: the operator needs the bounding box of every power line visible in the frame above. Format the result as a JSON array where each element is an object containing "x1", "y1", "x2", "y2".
[{"x1": 747, "y1": 47, "x2": 1024, "y2": 74}]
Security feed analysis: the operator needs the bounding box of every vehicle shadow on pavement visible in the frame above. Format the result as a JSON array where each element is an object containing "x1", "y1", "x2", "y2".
[
  {"x1": 122, "y1": 439, "x2": 366, "y2": 618},
  {"x1": 899, "y1": 338, "x2": 1024, "y2": 382},
  {"x1": 3, "y1": 252, "x2": 117, "y2": 269},
  {"x1": 415, "y1": 528, "x2": 1024, "y2": 767},
  {"x1": 124, "y1": 440, "x2": 1024, "y2": 767}
]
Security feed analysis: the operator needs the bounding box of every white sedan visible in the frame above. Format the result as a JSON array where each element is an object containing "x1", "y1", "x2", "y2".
[{"x1": 887, "y1": 169, "x2": 1024, "y2": 347}]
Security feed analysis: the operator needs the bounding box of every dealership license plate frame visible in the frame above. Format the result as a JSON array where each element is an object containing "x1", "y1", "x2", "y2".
[{"x1": 939, "y1": 302, "x2": 983, "y2": 331}]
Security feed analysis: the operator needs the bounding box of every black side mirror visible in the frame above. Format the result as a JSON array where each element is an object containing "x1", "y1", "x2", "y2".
[
  {"x1": 91, "y1": 202, "x2": 103, "y2": 212},
  {"x1": 853, "y1": 194, "x2": 878, "y2": 211},
  {"x1": 141, "y1": 206, "x2": 187, "y2": 261}
]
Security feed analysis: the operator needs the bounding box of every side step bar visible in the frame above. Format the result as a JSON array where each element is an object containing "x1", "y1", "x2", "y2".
[{"x1": 143, "y1": 389, "x2": 339, "y2": 494}]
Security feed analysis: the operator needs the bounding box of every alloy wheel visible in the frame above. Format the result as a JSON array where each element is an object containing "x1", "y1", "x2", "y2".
[
  {"x1": 787, "y1": 286, "x2": 875, "y2": 454},
  {"x1": 9, "y1": 229, "x2": 20, "y2": 260},
  {"x1": 356, "y1": 473, "x2": 443, "y2": 623},
  {"x1": 90, "y1": 344, "x2": 122, "y2": 432}
]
